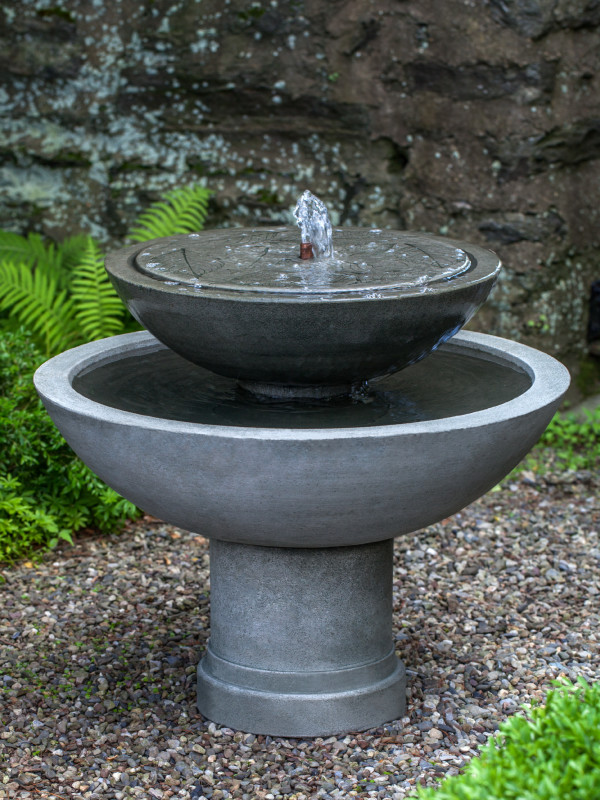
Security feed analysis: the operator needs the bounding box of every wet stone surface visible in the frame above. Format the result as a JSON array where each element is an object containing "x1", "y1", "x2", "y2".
[
  {"x1": 0, "y1": 462, "x2": 598, "y2": 799},
  {"x1": 134, "y1": 230, "x2": 471, "y2": 296}
]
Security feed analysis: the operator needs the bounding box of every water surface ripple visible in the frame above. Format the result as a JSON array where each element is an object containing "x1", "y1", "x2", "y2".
[{"x1": 73, "y1": 347, "x2": 531, "y2": 429}]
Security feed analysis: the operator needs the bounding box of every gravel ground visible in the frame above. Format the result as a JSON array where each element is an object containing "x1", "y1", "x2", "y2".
[{"x1": 1, "y1": 465, "x2": 598, "y2": 800}]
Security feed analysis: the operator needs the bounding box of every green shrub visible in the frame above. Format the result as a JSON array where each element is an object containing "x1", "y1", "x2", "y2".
[
  {"x1": 536, "y1": 407, "x2": 600, "y2": 471},
  {"x1": 512, "y1": 406, "x2": 600, "y2": 478},
  {"x1": 415, "y1": 679, "x2": 600, "y2": 800},
  {"x1": 0, "y1": 185, "x2": 212, "y2": 561},
  {"x1": 0, "y1": 329, "x2": 142, "y2": 562}
]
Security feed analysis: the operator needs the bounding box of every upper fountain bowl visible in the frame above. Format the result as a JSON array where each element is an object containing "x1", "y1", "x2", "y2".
[{"x1": 106, "y1": 228, "x2": 500, "y2": 396}]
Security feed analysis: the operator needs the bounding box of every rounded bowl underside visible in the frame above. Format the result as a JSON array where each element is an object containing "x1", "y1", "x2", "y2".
[
  {"x1": 105, "y1": 231, "x2": 501, "y2": 387},
  {"x1": 34, "y1": 331, "x2": 569, "y2": 548}
]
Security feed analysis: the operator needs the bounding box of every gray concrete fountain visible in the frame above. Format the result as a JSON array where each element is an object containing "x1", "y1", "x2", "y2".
[{"x1": 34, "y1": 193, "x2": 570, "y2": 737}]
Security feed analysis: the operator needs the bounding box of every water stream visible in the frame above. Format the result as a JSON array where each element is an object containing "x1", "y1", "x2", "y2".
[{"x1": 293, "y1": 190, "x2": 334, "y2": 258}]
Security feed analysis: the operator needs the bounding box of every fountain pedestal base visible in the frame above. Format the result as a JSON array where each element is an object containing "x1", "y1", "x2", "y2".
[{"x1": 197, "y1": 538, "x2": 406, "y2": 737}]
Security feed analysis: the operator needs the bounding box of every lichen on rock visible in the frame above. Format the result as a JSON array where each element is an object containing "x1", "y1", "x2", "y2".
[{"x1": 0, "y1": 0, "x2": 599, "y2": 391}]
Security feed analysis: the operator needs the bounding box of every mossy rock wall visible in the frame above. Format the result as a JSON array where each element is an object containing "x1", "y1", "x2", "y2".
[{"x1": 1, "y1": 0, "x2": 599, "y2": 385}]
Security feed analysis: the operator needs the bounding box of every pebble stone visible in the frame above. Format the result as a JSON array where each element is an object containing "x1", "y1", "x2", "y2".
[{"x1": 0, "y1": 462, "x2": 598, "y2": 799}]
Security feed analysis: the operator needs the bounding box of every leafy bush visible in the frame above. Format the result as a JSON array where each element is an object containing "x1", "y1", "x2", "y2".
[
  {"x1": 536, "y1": 407, "x2": 600, "y2": 471},
  {"x1": 0, "y1": 184, "x2": 211, "y2": 355},
  {"x1": 0, "y1": 184, "x2": 211, "y2": 561},
  {"x1": 0, "y1": 329, "x2": 142, "y2": 562},
  {"x1": 415, "y1": 679, "x2": 600, "y2": 800}
]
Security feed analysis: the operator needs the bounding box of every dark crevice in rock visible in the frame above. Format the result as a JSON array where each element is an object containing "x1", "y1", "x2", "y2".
[
  {"x1": 345, "y1": 19, "x2": 381, "y2": 57},
  {"x1": 376, "y1": 137, "x2": 410, "y2": 175},
  {"x1": 339, "y1": 178, "x2": 366, "y2": 226},
  {"x1": 487, "y1": 0, "x2": 600, "y2": 40},
  {"x1": 486, "y1": 0, "x2": 557, "y2": 39},
  {"x1": 4, "y1": 14, "x2": 77, "y2": 42},
  {"x1": 405, "y1": 60, "x2": 556, "y2": 102},
  {"x1": 588, "y1": 281, "x2": 600, "y2": 343},
  {"x1": 234, "y1": 1, "x2": 306, "y2": 35},
  {"x1": 117, "y1": 82, "x2": 370, "y2": 133},
  {"x1": 478, "y1": 211, "x2": 567, "y2": 244},
  {"x1": 485, "y1": 118, "x2": 600, "y2": 180},
  {"x1": 533, "y1": 118, "x2": 600, "y2": 167}
]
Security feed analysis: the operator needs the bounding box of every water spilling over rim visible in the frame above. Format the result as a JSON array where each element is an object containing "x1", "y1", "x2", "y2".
[{"x1": 134, "y1": 228, "x2": 483, "y2": 298}]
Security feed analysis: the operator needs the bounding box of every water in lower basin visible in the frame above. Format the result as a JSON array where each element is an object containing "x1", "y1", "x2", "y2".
[{"x1": 73, "y1": 345, "x2": 531, "y2": 429}]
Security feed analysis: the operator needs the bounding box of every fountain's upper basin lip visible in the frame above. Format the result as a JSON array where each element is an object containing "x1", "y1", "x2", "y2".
[
  {"x1": 34, "y1": 330, "x2": 570, "y2": 439},
  {"x1": 106, "y1": 229, "x2": 501, "y2": 302}
]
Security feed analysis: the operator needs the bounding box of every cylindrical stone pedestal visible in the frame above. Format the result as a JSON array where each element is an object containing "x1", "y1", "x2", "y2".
[{"x1": 197, "y1": 538, "x2": 406, "y2": 737}]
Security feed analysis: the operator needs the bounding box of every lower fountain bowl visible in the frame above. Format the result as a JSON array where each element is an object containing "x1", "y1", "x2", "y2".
[{"x1": 34, "y1": 330, "x2": 569, "y2": 548}]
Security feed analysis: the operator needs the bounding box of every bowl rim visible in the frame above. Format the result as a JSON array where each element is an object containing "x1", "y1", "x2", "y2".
[
  {"x1": 105, "y1": 230, "x2": 501, "y2": 303},
  {"x1": 34, "y1": 330, "x2": 571, "y2": 441}
]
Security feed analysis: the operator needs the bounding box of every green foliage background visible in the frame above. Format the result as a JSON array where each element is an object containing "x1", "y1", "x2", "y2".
[
  {"x1": 0, "y1": 328, "x2": 140, "y2": 562},
  {"x1": 0, "y1": 185, "x2": 211, "y2": 561},
  {"x1": 0, "y1": 184, "x2": 211, "y2": 356},
  {"x1": 535, "y1": 407, "x2": 600, "y2": 472},
  {"x1": 415, "y1": 679, "x2": 600, "y2": 800}
]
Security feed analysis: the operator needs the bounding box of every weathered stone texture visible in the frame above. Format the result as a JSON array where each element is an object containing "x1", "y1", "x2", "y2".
[{"x1": 1, "y1": 0, "x2": 599, "y2": 385}]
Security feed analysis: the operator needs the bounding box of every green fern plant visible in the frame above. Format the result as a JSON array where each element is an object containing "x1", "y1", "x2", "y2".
[
  {"x1": 0, "y1": 234, "x2": 121, "y2": 354},
  {"x1": 0, "y1": 230, "x2": 62, "y2": 271},
  {"x1": 0, "y1": 260, "x2": 78, "y2": 354},
  {"x1": 56, "y1": 234, "x2": 91, "y2": 274},
  {"x1": 71, "y1": 238, "x2": 126, "y2": 341},
  {"x1": 128, "y1": 184, "x2": 212, "y2": 241},
  {"x1": 0, "y1": 183, "x2": 212, "y2": 355}
]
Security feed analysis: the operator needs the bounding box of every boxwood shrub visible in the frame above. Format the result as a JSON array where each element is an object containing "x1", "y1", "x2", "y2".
[{"x1": 416, "y1": 679, "x2": 600, "y2": 800}]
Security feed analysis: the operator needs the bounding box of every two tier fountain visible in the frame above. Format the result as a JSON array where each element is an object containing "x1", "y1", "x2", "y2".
[{"x1": 34, "y1": 193, "x2": 569, "y2": 737}]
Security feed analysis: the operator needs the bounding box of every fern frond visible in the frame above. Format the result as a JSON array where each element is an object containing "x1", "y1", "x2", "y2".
[
  {"x1": 58, "y1": 234, "x2": 91, "y2": 271},
  {"x1": 0, "y1": 261, "x2": 77, "y2": 354},
  {"x1": 0, "y1": 230, "x2": 62, "y2": 271},
  {"x1": 71, "y1": 238, "x2": 125, "y2": 341},
  {"x1": 128, "y1": 184, "x2": 212, "y2": 242}
]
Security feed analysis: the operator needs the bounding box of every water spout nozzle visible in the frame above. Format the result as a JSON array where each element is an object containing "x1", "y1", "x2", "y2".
[{"x1": 300, "y1": 242, "x2": 314, "y2": 260}]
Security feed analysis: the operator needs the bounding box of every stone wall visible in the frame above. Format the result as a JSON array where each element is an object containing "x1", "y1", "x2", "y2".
[{"x1": 1, "y1": 0, "x2": 600, "y2": 388}]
